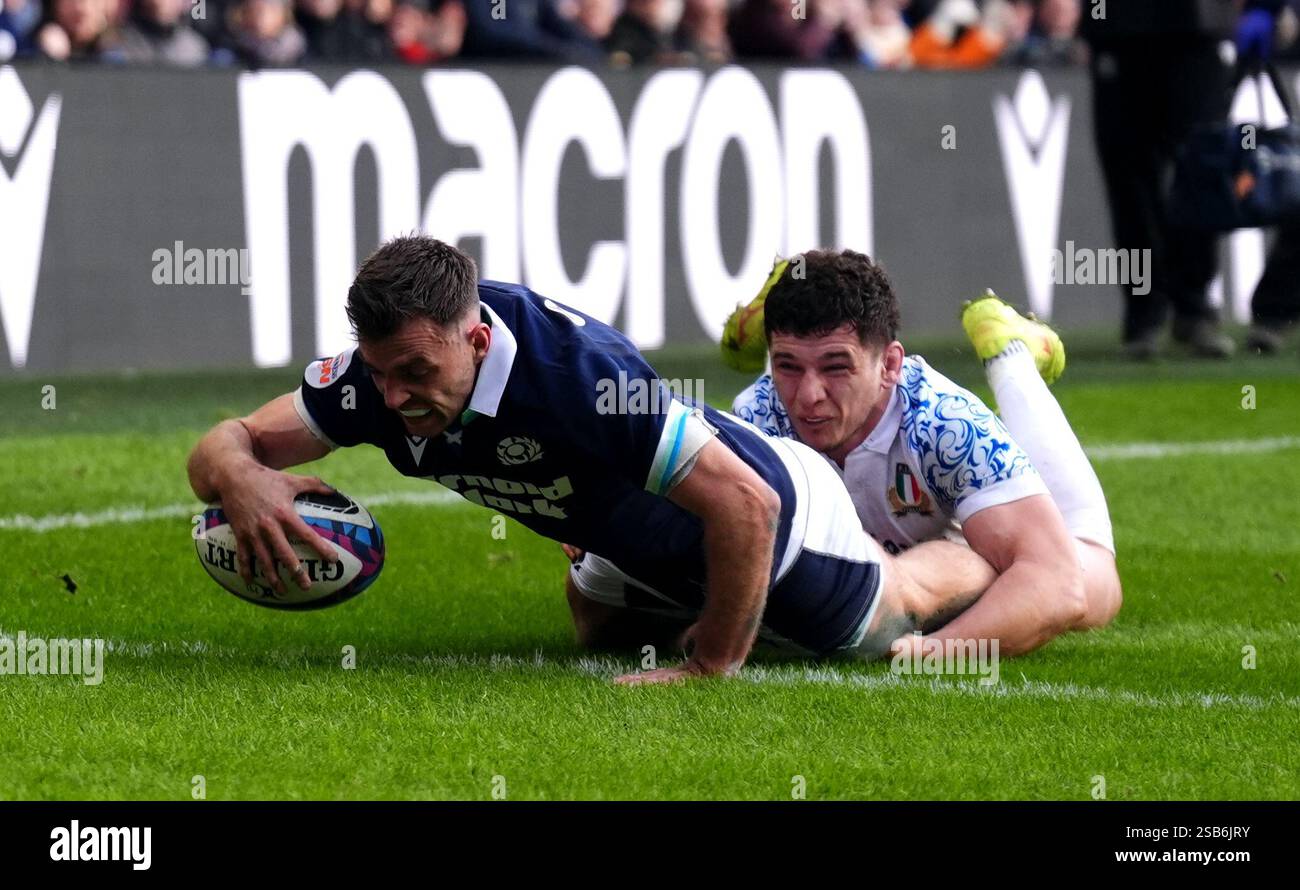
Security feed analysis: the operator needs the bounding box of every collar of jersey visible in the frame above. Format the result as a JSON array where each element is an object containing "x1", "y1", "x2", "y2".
[
  {"x1": 460, "y1": 301, "x2": 517, "y2": 426},
  {"x1": 858, "y1": 382, "x2": 904, "y2": 455}
]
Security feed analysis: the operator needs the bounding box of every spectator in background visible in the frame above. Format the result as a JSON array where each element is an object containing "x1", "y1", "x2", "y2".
[
  {"x1": 832, "y1": 0, "x2": 875, "y2": 65},
  {"x1": 388, "y1": 0, "x2": 463, "y2": 64},
  {"x1": 296, "y1": 0, "x2": 392, "y2": 62},
  {"x1": 909, "y1": 0, "x2": 1020, "y2": 68},
  {"x1": 572, "y1": 0, "x2": 617, "y2": 43},
  {"x1": 1036, "y1": 0, "x2": 1081, "y2": 55},
  {"x1": 118, "y1": 0, "x2": 210, "y2": 64},
  {"x1": 606, "y1": 0, "x2": 683, "y2": 65},
  {"x1": 856, "y1": 0, "x2": 913, "y2": 68},
  {"x1": 729, "y1": 0, "x2": 840, "y2": 61},
  {"x1": 228, "y1": 0, "x2": 304, "y2": 65},
  {"x1": 993, "y1": 0, "x2": 1035, "y2": 65},
  {"x1": 460, "y1": 0, "x2": 603, "y2": 61},
  {"x1": 190, "y1": 0, "x2": 236, "y2": 51},
  {"x1": 677, "y1": 0, "x2": 730, "y2": 63},
  {"x1": 1007, "y1": 0, "x2": 1083, "y2": 67},
  {"x1": 815, "y1": 0, "x2": 868, "y2": 62},
  {"x1": 1, "y1": 0, "x2": 43, "y2": 60},
  {"x1": 36, "y1": 0, "x2": 123, "y2": 60},
  {"x1": 388, "y1": 0, "x2": 425, "y2": 59}
]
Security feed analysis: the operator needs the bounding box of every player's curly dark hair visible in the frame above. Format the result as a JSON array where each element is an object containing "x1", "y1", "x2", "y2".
[
  {"x1": 763, "y1": 249, "x2": 901, "y2": 350},
  {"x1": 346, "y1": 235, "x2": 479, "y2": 342}
]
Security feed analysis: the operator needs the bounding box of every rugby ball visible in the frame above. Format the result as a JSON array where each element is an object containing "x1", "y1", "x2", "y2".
[{"x1": 195, "y1": 489, "x2": 384, "y2": 610}]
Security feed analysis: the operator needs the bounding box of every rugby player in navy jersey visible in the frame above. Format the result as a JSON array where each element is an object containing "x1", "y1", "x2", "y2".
[{"x1": 188, "y1": 235, "x2": 999, "y2": 684}]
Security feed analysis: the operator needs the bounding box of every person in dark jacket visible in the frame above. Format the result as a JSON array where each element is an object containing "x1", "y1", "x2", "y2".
[
  {"x1": 117, "y1": 0, "x2": 210, "y2": 66},
  {"x1": 1, "y1": 0, "x2": 43, "y2": 59},
  {"x1": 1236, "y1": 0, "x2": 1300, "y2": 354},
  {"x1": 1083, "y1": 0, "x2": 1300, "y2": 358},
  {"x1": 605, "y1": 0, "x2": 684, "y2": 65},
  {"x1": 459, "y1": 0, "x2": 603, "y2": 62},
  {"x1": 295, "y1": 0, "x2": 393, "y2": 63},
  {"x1": 1082, "y1": 0, "x2": 1238, "y2": 358},
  {"x1": 729, "y1": 0, "x2": 840, "y2": 60}
]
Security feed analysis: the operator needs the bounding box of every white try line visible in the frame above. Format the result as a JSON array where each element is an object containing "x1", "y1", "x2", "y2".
[
  {"x1": 729, "y1": 661, "x2": 1300, "y2": 712},
  {"x1": 0, "y1": 489, "x2": 464, "y2": 533},
  {"x1": 13, "y1": 636, "x2": 1295, "y2": 712},
  {"x1": 2, "y1": 435, "x2": 1298, "y2": 534}
]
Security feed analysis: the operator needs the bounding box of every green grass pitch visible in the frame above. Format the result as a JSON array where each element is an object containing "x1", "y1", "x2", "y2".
[{"x1": 1, "y1": 334, "x2": 1298, "y2": 800}]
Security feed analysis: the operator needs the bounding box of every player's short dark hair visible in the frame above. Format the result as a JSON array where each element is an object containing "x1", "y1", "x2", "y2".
[
  {"x1": 346, "y1": 235, "x2": 479, "y2": 342},
  {"x1": 764, "y1": 249, "x2": 900, "y2": 350}
]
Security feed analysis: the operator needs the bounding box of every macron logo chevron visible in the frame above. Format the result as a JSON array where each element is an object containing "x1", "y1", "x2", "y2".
[
  {"x1": 993, "y1": 70, "x2": 1070, "y2": 322},
  {"x1": 0, "y1": 67, "x2": 62, "y2": 369},
  {"x1": 406, "y1": 436, "x2": 428, "y2": 465}
]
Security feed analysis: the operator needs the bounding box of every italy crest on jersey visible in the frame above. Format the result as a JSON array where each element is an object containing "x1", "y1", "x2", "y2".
[{"x1": 888, "y1": 462, "x2": 933, "y2": 517}]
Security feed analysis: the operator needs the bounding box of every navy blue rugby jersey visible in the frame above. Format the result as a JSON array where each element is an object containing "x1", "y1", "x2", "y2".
[{"x1": 293, "y1": 281, "x2": 798, "y2": 599}]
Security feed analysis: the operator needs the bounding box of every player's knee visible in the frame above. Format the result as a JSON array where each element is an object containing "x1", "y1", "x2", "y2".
[
  {"x1": 565, "y1": 572, "x2": 657, "y2": 652},
  {"x1": 1075, "y1": 546, "x2": 1123, "y2": 630},
  {"x1": 564, "y1": 573, "x2": 606, "y2": 650},
  {"x1": 572, "y1": 611, "x2": 620, "y2": 652},
  {"x1": 1079, "y1": 572, "x2": 1123, "y2": 629}
]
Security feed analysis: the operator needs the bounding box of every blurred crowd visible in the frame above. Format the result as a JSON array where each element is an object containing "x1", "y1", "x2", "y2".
[{"x1": 0, "y1": 0, "x2": 1092, "y2": 68}]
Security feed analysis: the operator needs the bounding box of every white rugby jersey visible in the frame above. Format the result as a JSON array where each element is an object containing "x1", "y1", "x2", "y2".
[{"x1": 731, "y1": 356, "x2": 1048, "y2": 555}]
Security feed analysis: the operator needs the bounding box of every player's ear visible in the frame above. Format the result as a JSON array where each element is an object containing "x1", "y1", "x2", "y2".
[
  {"x1": 881, "y1": 341, "x2": 905, "y2": 386},
  {"x1": 468, "y1": 321, "x2": 491, "y2": 363}
]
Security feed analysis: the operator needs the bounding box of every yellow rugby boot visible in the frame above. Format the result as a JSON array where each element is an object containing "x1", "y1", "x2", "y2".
[
  {"x1": 961, "y1": 289, "x2": 1066, "y2": 385},
  {"x1": 720, "y1": 257, "x2": 790, "y2": 373}
]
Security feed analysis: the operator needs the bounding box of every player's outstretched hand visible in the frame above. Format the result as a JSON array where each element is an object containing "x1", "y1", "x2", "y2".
[
  {"x1": 218, "y1": 465, "x2": 337, "y2": 594},
  {"x1": 614, "y1": 621, "x2": 748, "y2": 684},
  {"x1": 614, "y1": 662, "x2": 713, "y2": 685}
]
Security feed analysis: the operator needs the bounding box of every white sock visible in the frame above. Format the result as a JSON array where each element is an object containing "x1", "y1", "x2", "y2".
[{"x1": 986, "y1": 340, "x2": 1115, "y2": 554}]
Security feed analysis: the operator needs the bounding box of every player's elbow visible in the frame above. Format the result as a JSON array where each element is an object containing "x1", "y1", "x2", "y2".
[
  {"x1": 186, "y1": 460, "x2": 211, "y2": 504},
  {"x1": 186, "y1": 434, "x2": 219, "y2": 504},
  {"x1": 187, "y1": 418, "x2": 252, "y2": 503},
  {"x1": 737, "y1": 479, "x2": 781, "y2": 536},
  {"x1": 706, "y1": 478, "x2": 780, "y2": 553}
]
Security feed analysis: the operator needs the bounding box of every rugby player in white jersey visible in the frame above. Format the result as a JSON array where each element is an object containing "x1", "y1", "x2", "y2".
[{"x1": 727, "y1": 249, "x2": 1122, "y2": 657}]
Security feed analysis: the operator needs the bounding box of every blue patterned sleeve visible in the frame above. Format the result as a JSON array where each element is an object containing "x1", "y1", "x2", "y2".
[
  {"x1": 731, "y1": 374, "x2": 795, "y2": 438},
  {"x1": 899, "y1": 366, "x2": 1047, "y2": 522}
]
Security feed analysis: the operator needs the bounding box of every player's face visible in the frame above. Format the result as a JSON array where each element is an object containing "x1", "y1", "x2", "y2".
[
  {"x1": 359, "y1": 313, "x2": 491, "y2": 438},
  {"x1": 769, "y1": 325, "x2": 904, "y2": 465}
]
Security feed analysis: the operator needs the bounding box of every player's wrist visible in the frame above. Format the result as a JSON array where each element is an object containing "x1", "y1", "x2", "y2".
[
  {"x1": 687, "y1": 654, "x2": 743, "y2": 678},
  {"x1": 686, "y1": 621, "x2": 751, "y2": 676},
  {"x1": 211, "y1": 449, "x2": 260, "y2": 500}
]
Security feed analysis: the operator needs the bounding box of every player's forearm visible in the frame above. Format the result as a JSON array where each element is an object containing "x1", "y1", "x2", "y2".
[
  {"x1": 187, "y1": 420, "x2": 260, "y2": 503},
  {"x1": 925, "y1": 558, "x2": 1083, "y2": 656},
  {"x1": 691, "y1": 497, "x2": 779, "y2": 674}
]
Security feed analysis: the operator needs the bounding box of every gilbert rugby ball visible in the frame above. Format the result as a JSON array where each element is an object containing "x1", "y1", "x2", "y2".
[{"x1": 195, "y1": 489, "x2": 384, "y2": 610}]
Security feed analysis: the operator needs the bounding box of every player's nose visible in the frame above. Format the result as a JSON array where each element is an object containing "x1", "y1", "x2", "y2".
[
  {"x1": 381, "y1": 381, "x2": 409, "y2": 412},
  {"x1": 796, "y1": 372, "x2": 825, "y2": 407}
]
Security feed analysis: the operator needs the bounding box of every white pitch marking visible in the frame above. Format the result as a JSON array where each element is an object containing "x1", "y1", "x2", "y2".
[
  {"x1": 0, "y1": 488, "x2": 464, "y2": 533},
  {"x1": 2, "y1": 436, "x2": 1298, "y2": 533},
  {"x1": 1086, "y1": 436, "x2": 1300, "y2": 461},
  {"x1": 17, "y1": 636, "x2": 1294, "y2": 713},
  {"x1": 728, "y1": 662, "x2": 1300, "y2": 712}
]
